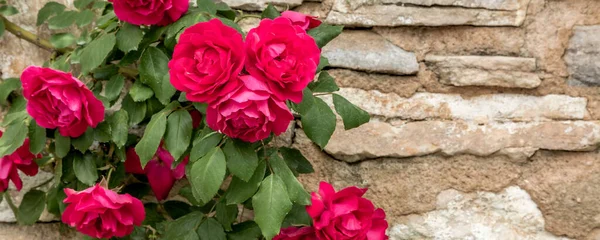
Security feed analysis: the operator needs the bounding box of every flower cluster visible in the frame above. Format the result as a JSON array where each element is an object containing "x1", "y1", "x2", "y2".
[
  {"x1": 275, "y1": 182, "x2": 389, "y2": 240},
  {"x1": 0, "y1": 131, "x2": 40, "y2": 192},
  {"x1": 169, "y1": 13, "x2": 321, "y2": 142}
]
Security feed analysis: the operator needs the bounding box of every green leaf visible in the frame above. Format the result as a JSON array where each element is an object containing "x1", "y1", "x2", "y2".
[
  {"x1": 94, "y1": 122, "x2": 111, "y2": 142},
  {"x1": 223, "y1": 139, "x2": 258, "y2": 182},
  {"x1": 283, "y1": 204, "x2": 313, "y2": 227},
  {"x1": 17, "y1": 190, "x2": 46, "y2": 225},
  {"x1": 308, "y1": 24, "x2": 344, "y2": 48},
  {"x1": 228, "y1": 221, "x2": 262, "y2": 240},
  {"x1": 135, "y1": 111, "x2": 168, "y2": 168},
  {"x1": 225, "y1": 161, "x2": 266, "y2": 205},
  {"x1": 163, "y1": 212, "x2": 204, "y2": 239},
  {"x1": 301, "y1": 97, "x2": 336, "y2": 149},
  {"x1": 308, "y1": 71, "x2": 339, "y2": 93},
  {"x1": 47, "y1": 10, "x2": 78, "y2": 30},
  {"x1": 332, "y1": 93, "x2": 370, "y2": 130},
  {"x1": 317, "y1": 56, "x2": 329, "y2": 72},
  {"x1": 0, "y1": 5, "x2": 18, "y2": 16},
  {"x1": 0, "y1": 19, "x2": 5, "y2": 38},
  {"x1": 1, "y1": 111, "x2": 28, "y2": 127},
  {"x1": 218, "y1": 17, "x2": 243, "y2": 34},
  {"x1": 117, "y1": 23, "x2": 144, "y2": 53},
  {"x1": 0, "y1": 78, "x2": 21, "y2": 105},
  {"x1": 50, "y1": 54, "x2": 71, "y2": 72},
  {"x1": 252, "y1": 174, "x2": 293, "y2": 240},
  {"x1": 197, "y1": 0, "x2": 217, "y2": 14},
  {"x1": 139, "y1": 47, "x2": 176, "y2": 105},
  {"x1": 190, "y1": 130, "x2": 222, "y2": 162},
  {"x1": 73, "y1": 153, "x2": 98, "y2": 186},
  {"x1": 80, "y1": 33, "x2": 116, "y2": 73},
  {"x1": 104, "y1": 74, "x2": 125, "y2": 101},
  {"x1": 216, "y1": 3, "x2": 236, "y2": 20},
  {"x1": 130, "y1": 81, "x2": 154, "y2": 102},
  {"x1": 261, "y1": 4, "x2": 280, "y2": 19},
  {"x1": 75, "y1": 10, "x2": 94, "y2": 27},
  {"x1": 163, "y1": 201, "x2": 192, "y2": 219},
  {"x1": 37, "y1": 2, "x2": 66, "y2": 26},
  {"x1": 165, "y1": 109, "x2": 193, "y2": 161},
  {"x1": 215, "y1": 202, "x2": 238, "y2": 231},
  {"x1": 54, "y1": 130, "x2": 70, "y2": 158},
  {"x1": 0, "y1": 120, "x2": 27, "y2": 158},
  {"x1": 179, "y1": 185, "x2": 203, "y2": 206},
  {"x1": 28, "y1": 120, "x2": 46, "y2": 154},
  {"x1": 279, "y1": 147, "x2": 313, "y2": 175},
  {"x1": 71, "y1": 128, "x2": 94, "y2": 152},
  {"x1": 197, "y1": 218, "x2": 226, "y2": 240},
  {"x1": 74, "y1": 0, "x2": 93, "y2": 9},
  {"x1": 292, "y1": 89, "x2": 315, "y2": 115},
  {"x1": 269, "y1": 152, "x2": 311, "y2": 205},
  {"x1": 182, "y1": 232, "x2": 200, "y2": 240},
  {"x1": 110, "y1": 109, "x2": 129, "y2": 148},
  {"x1": 122, "y1": 95, "x2": 147, "y2": 126},
  {"x1": 190, "y1": 147, "x2": 226, "y2": 203}
]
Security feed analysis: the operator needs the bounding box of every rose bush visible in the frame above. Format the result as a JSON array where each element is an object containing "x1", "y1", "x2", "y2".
[{"x1": 0, "y1": 1, "x2": 382, "y2": 239}]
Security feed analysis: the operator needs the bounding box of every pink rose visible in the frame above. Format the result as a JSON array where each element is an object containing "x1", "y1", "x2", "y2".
[
  {"x1": 281, "y1": 11, "x2": 322, "y2": 31},
  {"x1": 125, "y1": 144, "x2": 188, "y2": 200},
  {"x1": 306, "y1": 182, "x2": 389, "y2": 240},
  {"x1": 0, "y1": 131, "x2": 40, "y2": 192},
  {"x1": 62, "y1": 184, "x2": 145, "y2": 239},
  {"x1": 109, "y1": 0, "x2": 189, "y2": 26},
  {"x1": 206, "y1": 75, "x2": 293, "y2": 143},
  {"x1": 21, "y1": 66, "x2": 104, "y2": 138},
  {"x1": 274, "y1": 226, "x2": 318, "y2": 240},
  {"x1": 245, "y1": 17, "x2": 321, "y2": 103},
  {"x1": 169, "y1": 19, "x2": 245, "y2": 104}
]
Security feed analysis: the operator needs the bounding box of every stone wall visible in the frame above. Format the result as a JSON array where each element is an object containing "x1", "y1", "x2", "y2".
[{"x1": 2, "y1": 0, "x2": 600, "y2": 239}]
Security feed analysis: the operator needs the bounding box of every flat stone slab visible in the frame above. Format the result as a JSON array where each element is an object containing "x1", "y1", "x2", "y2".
[
  {"x1": 324, "y1": 120, "x2": 600, "y2": 162},
  {"x1": 564, "y1": 25, "x2": 600, "y2": 86},
  {"x1": 325, "y1": 0, "x2": 529, "y2": 27},
  {"x1": 321, "y1": 31, "x2": 419, "y2": 75},
  {"x1": 220, "y1": 0, "x2": 303, "y2": 10},
  {"x1": 425, "y1": 55, "x2": 541, "y2": 88},
  {"x1": 325, "y1": 88, "x2": 589, "y2": 122}
]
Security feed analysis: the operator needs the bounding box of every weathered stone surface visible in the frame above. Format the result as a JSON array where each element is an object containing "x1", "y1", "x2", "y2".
[
  {"x1": 379, "y1": 0, "x2": 525, "y2": 10},
  {"x1": 425, "y1": 55, "x2": 541, "y2": 88},
  {"x1": 0, "y1": 223, "x2": 81, "y2": 240},
  {"x1": 564, "y1": 25, "x2": 600, "y2": 86},
  {"x1": 328, "y1": 69, "x2": 422, "y2": 98},
  {"x1": 326, "y1": 88, "x2": 589, "y2": 122},
  {"x1": 389, "y1": 187, "x2": 570, "y2": 240},
  {"x1": 325, "y1": 120, "x2": 600, "y2": 162},
  {"x1": 321, "y1": 31, "x2": 419, "y2": 75},
  {"x1": 220, "y1": 0, "x2": 302, "y2": 10},
  {"x1": 325, "y1": 0, "x2": 528, "y2": 27},
  {"x1": 0, "y1": 171, "x2": 56, "y2": 222}
]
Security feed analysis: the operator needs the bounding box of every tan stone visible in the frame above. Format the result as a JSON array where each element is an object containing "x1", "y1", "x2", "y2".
[
  {"x1": 425, "y1": 55, "x2": 541, "y2": 88},
  {"x1": 321, "y1": 31, "x2": 419, "y2": 75},
  {"x1": 324, "y1": 120, "x2": 600, "y2": 162},
  {"x1": 325, "y1": 88, "x2": 589, "y2": 122},
  {"x1": 220, "y1": 0, "x2": 303, "y2": 11},
  {"x1": 326, "y1": 0, "x2": 528, "y2": 27},
  {"x1": 380, "y1": 0, "x2": 526, "y2": 11},
  {"x1": 0, "y1": 223, "x2": 81, "y2": 240},
  {"x1": 328, "y1": 69, "x2": 422, "y2": 98}
]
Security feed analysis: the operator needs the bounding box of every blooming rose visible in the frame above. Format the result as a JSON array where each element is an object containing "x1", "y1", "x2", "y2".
[
  {"x1": 206, "y1": 75, "x2": 293, "y2": 143},
  {"x1": 109, "y1": 0, "x2": 189, "y2": 26},
  {"x1": 274, "y1": 226, "x2": 318, "y2": 240},
  {"x1": 0, "y1": 131, "x2": 40, "y2": 192},
  {"x1": 281, "y1": 11, "x2": 322, "y2": 31},
  {"x1": 306, "y1": 182, "x2": 389, "y2": 240},
  {"x1": 125, "y1": 144, "x2": 188, "y2": 200},
  {"x1": 169, "y1": 19, "x2": 245, "y2": 103},
  {"x1": 21, "y1": 66, "x2": 104, "y2": 138},
  {"x1": 62, "y1": 184, "x2": 145, "y2": 239},
  {"x1": 245, "y1": 17, "x2": 321, "y2": 103},
  {"x1": 190, "y1": 110, "x2": 203, "y2": 129}
]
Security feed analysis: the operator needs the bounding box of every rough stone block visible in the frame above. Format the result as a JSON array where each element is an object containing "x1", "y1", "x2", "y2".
[
  {"x1": 219, "y1": 0, "x2": 303, "y2": 11},
  {"x1": 564, "y1": 25, "x2": 600, "y2": 86},
  {"x1": 321, "y1": 31, "x2": 419, "y2": 75},
  {"x1": 425, "y1": 55, "x2": 541, "y2": 88}
]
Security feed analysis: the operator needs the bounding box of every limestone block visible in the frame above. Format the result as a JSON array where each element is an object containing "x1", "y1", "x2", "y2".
[
  {"x1": 325, "y1": 0, "x2": 529, "y2": 27},
  {"x1": 325, "y1": 88, "x2": 589, "y2": 122},
  {"x1": 425, "y1": 55, "x2": 541, "y2": 88},
  {"x1": 564, "y1": 25, "x2": 600, "y2": 86},
  {"x1": 324, "y1": 120, "x2": 600, "y2": 162},
  {"x1": 219, "y1": 0, "x2": 302, "y2": 11},
  {"x1": 321, "y1": 31, "x2": 419, "y2": 75}
]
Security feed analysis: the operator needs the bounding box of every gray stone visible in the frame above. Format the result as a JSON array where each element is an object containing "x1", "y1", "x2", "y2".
[
  {"x1": 380, "y1": 0, "x2": 525, "y2": 10},
  {"x1": 0, "y1": 171, "x2": 56, "y2": 222},
  {"x1": 219, "y1": 0, "x2": 303, "y2": 11},
  {"x1": 321, "y1": 31, "x2": 418, "y2": 75},
  {"x1": 425, "y1": 55, "x2": 541, "y2": 88},
  {"x1": 325, "y1": 0, "x2": 529, "y2": 27},
  {"x1": 564, "y1": 25, "x2": 600, "y2": 86},
  {"x1": 323, "y1": 88, "x2": 589, "y2": 122},
  {"x1": 388, "y1": 186, "x2": 571, "y2": 240},
  {"x1": 324, "y1": 120, "x2": 600, "y2": 162}
]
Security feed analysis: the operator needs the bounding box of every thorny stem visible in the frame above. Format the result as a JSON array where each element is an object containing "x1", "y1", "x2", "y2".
[
  {"x1": 3, "y1": 191, "x2": 19, "y2": 217},
  {"x1": 1, "y1": 15, "x2": 72, "y2": 54}
]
